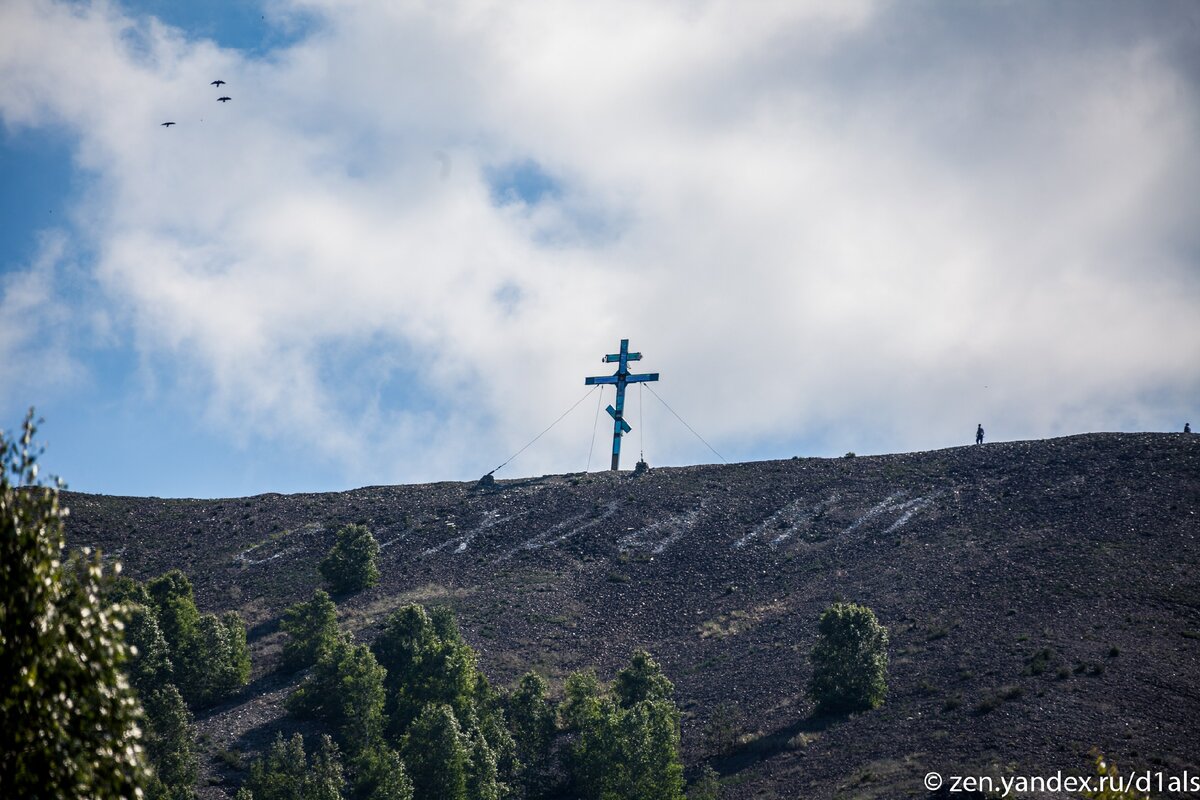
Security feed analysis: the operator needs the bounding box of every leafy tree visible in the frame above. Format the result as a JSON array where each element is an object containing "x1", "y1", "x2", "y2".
[
  {"x1": 0, "y1": 410, "x2": 150, "y2": 798},
  {"x1": 508, "y1": 672, "x2": 555, "y2": 795},
  {"x1": 191, "y1": 611, "x2": 251, "y2": 707},
  {"x1": 142, "y1": 684, "x2": 198, "y2": 800},
  {"x1": 281, "y1": 589, "x2": 341, "y2": 671},
  {"x1": 144, "y1": 570, "x2": 249, "y2": 708},
  {"x1": 320, "y1": 524, "x2": 380, "y2": 594},
  {"x1": 402, "y1": 704, "x2": 468, "y2": 800},
  {"x1": 245, "y1": 733, "x2": 345, "y2": 800},
  {"x1": 125, "y1": 602, "x2": 175, "y2": 697},
  {"x1": 372, "y1": 605, "x2": 478, "y2": 738},
  {"x1": 614, "y1": 649, "x2": 674, "y2": 707},
  {"x1": 466, "y1": 728, "x2": 502, "y2": 800},
  {"x1": 615, "y1": 698, "x2": 685, "y2": 800},
  {"x1": 289, "y1": 638, "x2": 386, "y2": 757},
  {"x1": 560, "y1": 669, "x2": 604, "y2": 732},
  {"x1": 565, "y1": 653, "x2": 686, "y2": 800},
  {"x1": 689, "y1": 765, "x2": 722, "y2": 800},
  {"x1": 807, "y1": 602, "x2": 889, "y2": 715},
  {"x1": 147, "y1": 570, "x2": 202, "y2": 674},
  {"x1": 349, "y1": 745, "x2": 413, "y2": 800}
]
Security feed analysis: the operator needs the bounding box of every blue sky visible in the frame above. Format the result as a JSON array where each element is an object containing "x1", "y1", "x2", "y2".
[{"x1": 2, "y1": 0, "x2": 1198, "y2": 498}]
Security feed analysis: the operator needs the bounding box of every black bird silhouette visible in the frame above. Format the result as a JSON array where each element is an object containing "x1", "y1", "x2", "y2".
[
  {"x1": 211, "y1": 80, "x2": 226, "y2": 87},
  {"x1": 161, "y1": 121, "x2": 176, "y2": 127},
  {"x1": 217, "y1": 96, "x2": 231, "y2": 103}
]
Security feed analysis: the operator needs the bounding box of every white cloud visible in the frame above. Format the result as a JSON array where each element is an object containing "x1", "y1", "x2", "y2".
[{"x1": 1, "y1": 0, "x2": 1197, "y2": 487}]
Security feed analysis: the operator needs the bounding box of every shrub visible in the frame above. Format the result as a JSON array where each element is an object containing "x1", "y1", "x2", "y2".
[
  {"x1": 807, "y1": 602, "x2": 889, "y2": 715},
  {"x1": 0, "y1": 411, "x2": 149, "y2": 797},
  {"x1": 320, "y1": 524, "x2": 380, "y2": 594},
  {"x1": 281, "y1": 589, "x2": 341, "y2": 672},
  {"x1": 1083, "y1": 751, "x2": 1152, "y2": 800}
]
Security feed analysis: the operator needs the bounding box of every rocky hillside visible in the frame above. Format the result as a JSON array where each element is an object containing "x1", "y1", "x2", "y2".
[{"x1": 63, "y1": 433, "x2": 1200, "y2": 799}]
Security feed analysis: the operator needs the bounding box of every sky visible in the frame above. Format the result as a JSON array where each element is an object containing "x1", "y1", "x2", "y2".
[{"x1": 1, "y1": 0, "x2": 1198, "y2": 498}]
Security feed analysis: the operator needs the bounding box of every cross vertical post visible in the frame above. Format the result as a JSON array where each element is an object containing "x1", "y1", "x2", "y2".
[{"x1": 584, "y1": 338, "x2": 659, "y2": 470}]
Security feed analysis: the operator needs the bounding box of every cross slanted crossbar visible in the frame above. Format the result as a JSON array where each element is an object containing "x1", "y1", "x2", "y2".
[{"x1": 584, "y1": 338, "x2": 659, "y2": 470}]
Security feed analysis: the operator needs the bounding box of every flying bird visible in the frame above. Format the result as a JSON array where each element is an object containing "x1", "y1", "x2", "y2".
[
  {"x1": 211, "y1": 80, "x2": 226, "y2": 87},
  {"x1": 217, "y1": 96, "x2": 231, "y2": 102},
  {"x1": 161, "y1": 121, "x2": 176, "y2": 127}
]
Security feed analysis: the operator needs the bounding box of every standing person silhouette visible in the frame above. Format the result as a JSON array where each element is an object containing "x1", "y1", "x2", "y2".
[
  {"x1": 976, "y1": 424, "x2": 985, "y2": 445},
  {"x1": 1186, "y1": 422, "x2": 1192, "y2": 434}
]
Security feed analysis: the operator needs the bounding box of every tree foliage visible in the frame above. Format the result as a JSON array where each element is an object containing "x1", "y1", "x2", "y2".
[
  {"x1": 289, "y1": 637, "x2": 387, "y2": 757},
  {"x1": 372, "y1": 605, "x2": 480, "y2": 738},
  {"x1": 245, "y1": 733, "x2": 345, "y2": 800},
  {"x1": 281, "y1": 589, "x2": 341, "y2": 671},
  {"x1": 144, "y1": 569, "x2": 249, "y2": 707},
  {"x1": 320, "y1": 524, "x2": 380, "y2": 595},
  {"x1": 508, "y1": 672, "x2": 556, "y2": 795},
  {"x1": 807, "y1": 602, "x2": 889, "y2": 715},
  {"x1": 142, "y1": 684, "x2": 198, "y2": 800},
  {"x1": 348, "y1": 744, "x2": 413, "y2": 800},
  {"x1": 0, "y1": 410, "x2": 150, "y2": 798},
  {"x1": 564, "y1": 652, "x2": 686, "y2": 800},
  {"x1": 402, "y1": 704, "x2": 469, "y2": 800}
]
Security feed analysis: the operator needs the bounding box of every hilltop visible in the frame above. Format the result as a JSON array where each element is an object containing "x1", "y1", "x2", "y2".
[{"x1": 63, "y1": 433, "x2": 1200, "y2": 799}]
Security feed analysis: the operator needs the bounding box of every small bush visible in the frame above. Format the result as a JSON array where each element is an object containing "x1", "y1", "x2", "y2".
[
  {"x1": 807, "y1": 602, "x2": 889, "y2": 715},
  {"x1": 320, "y1": 525, "x2": 380, "y2": 594}
]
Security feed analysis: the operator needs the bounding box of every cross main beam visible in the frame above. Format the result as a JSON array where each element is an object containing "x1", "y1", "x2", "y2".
[{"x1": 584, "y1": 338, "x2": 659, "y2": 470}]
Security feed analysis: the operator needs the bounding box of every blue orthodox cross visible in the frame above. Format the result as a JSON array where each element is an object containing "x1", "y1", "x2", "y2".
[{"x1": 584, "y1": 338, "x2": 659, "y2": 471}]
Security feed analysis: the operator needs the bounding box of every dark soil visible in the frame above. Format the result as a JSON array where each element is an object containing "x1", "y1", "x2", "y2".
[{"x1": 63, "y1": 433, "x2": 1200, "y2": 799}]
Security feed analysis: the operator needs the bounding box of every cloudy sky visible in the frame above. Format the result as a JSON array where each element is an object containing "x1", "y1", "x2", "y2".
[{"x1": 2, "y1": 0, "x2": 1197, "y2": 498}]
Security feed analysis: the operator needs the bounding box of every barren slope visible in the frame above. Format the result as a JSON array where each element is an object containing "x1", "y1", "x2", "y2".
[{"x1": 64, "y1": 433, "x2": 1200, "y2": 798}]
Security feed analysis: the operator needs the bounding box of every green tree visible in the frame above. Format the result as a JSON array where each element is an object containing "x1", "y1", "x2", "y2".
[
  {"x1": 320, "y1": 524, "x2": 380, "y2": 594},
  {"x1": 349, "y1": 745, "x2": 413, "y2": 800},
  {"x1": 281, "y1": 589, "x2": 341, "y2": 671},
  {"x1": 564, "y1": 653, "x2": 686, "y2": 800},
  {"x1": 807, "y1": 602, "x2": 889, "y2": 715},
  {"x1": 689, "y1": 765, "x2": 722, "y2": 800},
  {"x1": 125, "y1": 602, "x2": 176, "y2": 697},
  {"x1": 146, "y1": 569, "x2": 202, "y2": 676},
  {"x1": 560, "y1": 669, "x2": 603, "y2": 732},
  {"x1": 614, "y1": 649, "x2": 674, "y2": 708},
  {"x1": 402, "y1": 704, "x2": 468, "y2": 800},
  {"x1": 0, "y1": 411, "x2": 150, "y2": 798},
  {"x1": 289, "y1": 638, "x2": 386, "y2": 757},
  {"x1": 191, "y1": 611, "x2": 251, "y2": 707},
  {"x1": 143, "y1": 684, "x2": 198, "y2": 800},
  {"x1": 372, "y1": 605, "x2": 478, "y2": 738},
  {"x1": 508, "y1": 672, "x2": 555, "y2": 795},
  {"x1": 245, "y1": 733, "x2": 345, "y2": 800}
]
